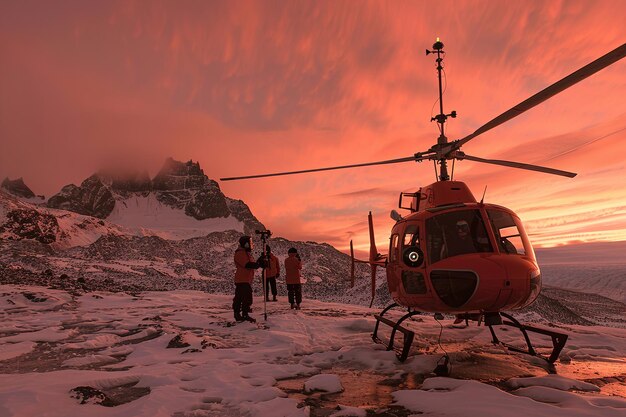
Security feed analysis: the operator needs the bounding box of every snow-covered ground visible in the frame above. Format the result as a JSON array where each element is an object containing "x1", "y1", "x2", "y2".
[
  {"x1": 536, "y1": 242, "x2": 626, "y2": 304},
  {"x1": 1, "y1": 285, "x2": 624, "y2": 417}
]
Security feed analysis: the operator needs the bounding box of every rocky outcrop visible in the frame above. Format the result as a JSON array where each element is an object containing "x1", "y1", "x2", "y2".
[
  {"x1": 47, "y1": 175, "x2": 115, "y2": 219},
  {"x1": 226, "y1": 198, "x2": 265, "y2": 235},
  {"x1": 0, "y1": 208, "x2": 59, "y2": 244},
  {"x1": 152, "y1": 158, "x2": 230, "y2": 219},
  {"x1": 152, "y1": 158, "x2": 207, "y2": 191},
  {"x1": 184, "y1": 181, "x2": 230, "y2": 220},
  {"x1": 1, "y1": 177, "x2": 35, "y2": 199}
]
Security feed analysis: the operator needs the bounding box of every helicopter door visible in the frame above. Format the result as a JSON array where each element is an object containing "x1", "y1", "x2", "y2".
[{"x1": 399, "y1": 223, "x2": 428, "y2": 295}]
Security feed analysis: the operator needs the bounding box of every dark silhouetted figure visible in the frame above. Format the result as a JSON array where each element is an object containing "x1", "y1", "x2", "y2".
[
  {"x1": 442, "y1": 220, "x2": 477, "y2": 259},
  {"x1": 264, "y1": 245, "x2": 280, "y2": 301}
]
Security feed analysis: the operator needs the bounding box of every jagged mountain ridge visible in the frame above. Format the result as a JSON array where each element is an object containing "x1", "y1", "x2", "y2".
[
  {"x1": 46, "y1": 157, "x2": 265, "y2": 237},
  {"x1": 1, "y1": 158, "x2": 265, "y2": 246}
]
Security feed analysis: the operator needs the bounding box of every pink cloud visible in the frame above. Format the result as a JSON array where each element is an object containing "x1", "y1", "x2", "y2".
[{"x1": 1, "y1": 0, "x2": 625, "y2": 254}]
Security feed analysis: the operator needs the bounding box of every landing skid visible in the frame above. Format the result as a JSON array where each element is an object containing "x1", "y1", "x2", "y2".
[
  {"x1": 373, "y1": 306, "x2": 569, "y2": 366},
  {"x1": 372, "y1": 303, "x2": 421, "y2": 362},
  {"x1": 486, "y1": 312, "x2": 568, "y2": 366}
]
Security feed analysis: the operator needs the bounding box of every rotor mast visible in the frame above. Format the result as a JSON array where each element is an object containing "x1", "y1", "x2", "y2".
[{"x1": 427, "y1": 38, "x2": 456, "y2": 181}]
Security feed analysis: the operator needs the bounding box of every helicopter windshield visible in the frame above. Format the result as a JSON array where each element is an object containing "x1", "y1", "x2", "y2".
[{"x1": 426, "y1": 209, "x2": 492, "y2": 263}]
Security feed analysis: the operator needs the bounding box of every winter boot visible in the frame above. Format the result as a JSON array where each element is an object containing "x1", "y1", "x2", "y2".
[
  {"x1": 272, "y1": 296, "x2": 277, "y2": 302},
  {"x1": 243, "y1": 315, "x2": 256, "y2": 323},
  {"x1": 290, "y1": 303, "x2": 295, "y2": 309},
  {"x1": 295, "y1": 304, "x2": 301, "y2": 310}
]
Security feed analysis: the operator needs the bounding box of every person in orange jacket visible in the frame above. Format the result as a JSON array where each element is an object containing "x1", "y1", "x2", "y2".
[
  {"x1": 233, "y1": 235, "x2": 265, "y2": 322},
  {"x1": 284, "y1": 247, "x2": 303, "y2": 309},
  {"x1": 264, "y1": 245, "x2": 280, "y2": 302}
]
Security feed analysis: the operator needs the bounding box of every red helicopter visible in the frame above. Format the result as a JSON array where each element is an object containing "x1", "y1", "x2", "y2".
[{"x1": 222, "y1": 39, "x2": 626, "y2": 366}]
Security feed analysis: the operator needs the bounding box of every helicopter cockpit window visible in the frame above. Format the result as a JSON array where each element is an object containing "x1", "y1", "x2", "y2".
[
  {"x1": 487, "y1": 210, "x2": 526, "y2": 255},
  {"x1": 426, "y1": 209, "x2": 492, "y2": 263},
  {"x1": 389, "y1": 234, "x2": 399, "y2": 262},
  {"x1": 403, "y1": 224, "x2": 420, "y2": 247}
]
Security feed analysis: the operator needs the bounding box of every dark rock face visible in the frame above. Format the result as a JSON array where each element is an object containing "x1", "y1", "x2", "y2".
[
  {"x1": 70, "y1": 386, "x2": 110, "y2": 406},
  {"x1": 152, "y1": 158, "x2": 207, "y2": 191},
  {"x1": 0, "y1": 209, "x2": 59, "y2": 244},
  {"x1": 226, "y1": 198, "x2": 265, "y2": 235},
  {"x1": 167, "y1": 334, "x2": 190, "y2": 348},
  {"x1": 155, "y1": 190, "x2": 189, "y2": 209},
  {"x1": 152, "y1": 159, "x2": 231, "y2": 220},
  {"x1": 47, "y1": 175, "x2": 115, "y2": 219},
  {"x1": 185, "y1": 181, "x2": 230, "y2": 220},
  {"x1": 1, "y1": 177, "x2": 35, "y2": 199}
]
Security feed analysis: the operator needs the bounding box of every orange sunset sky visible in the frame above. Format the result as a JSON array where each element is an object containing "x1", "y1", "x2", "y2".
[{"x1": 1, "y1": 0, "x2": 625, "y2": 254}]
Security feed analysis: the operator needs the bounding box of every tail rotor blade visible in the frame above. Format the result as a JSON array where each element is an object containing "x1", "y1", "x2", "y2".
[{"x1": 459, "y1": 153, "x2": 577, "y2": 178}]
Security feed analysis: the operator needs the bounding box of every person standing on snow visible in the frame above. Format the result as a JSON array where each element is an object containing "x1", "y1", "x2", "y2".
[
  {"x1": 264, "y1": 245, "x2": 280, "y2": 302},
  {"x1": 233, "y1": 235, "x2": 265, "y2": 322},
  {"x1": 284, "y1": 247, "x2": 303, "y2": 309}
]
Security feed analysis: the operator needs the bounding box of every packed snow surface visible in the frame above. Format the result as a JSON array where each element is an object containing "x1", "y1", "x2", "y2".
[{"x1": 1, "y1": 285, "x2": 625, "y2": 417}]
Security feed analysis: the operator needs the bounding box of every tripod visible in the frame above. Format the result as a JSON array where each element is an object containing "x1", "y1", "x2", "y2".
[{"x1": 256, "y1": 229, "x2": 272, "y2": 321}]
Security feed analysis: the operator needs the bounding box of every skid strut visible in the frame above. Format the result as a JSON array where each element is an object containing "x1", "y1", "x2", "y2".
[
  {"x1": 372, "y1": 303, "x2": 421, "y2": 362},
  {"x1": 487, "y1": 312, "x2": 568, "y2": 365}
]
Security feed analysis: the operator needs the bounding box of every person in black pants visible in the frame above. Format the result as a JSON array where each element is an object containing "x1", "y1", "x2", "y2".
[
  {"x1": 284, "y1": 247, "x2": 303, "y2": 309},
  {"x1": 233, "y1": 236, "x2": 264, "y2": 322}
]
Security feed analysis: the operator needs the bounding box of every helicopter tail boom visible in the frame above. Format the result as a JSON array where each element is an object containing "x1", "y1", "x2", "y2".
[
  {"x1": 367, "y1": 212, "x2": 387, "y2": 307},
  {"x1": 348, "y1": 212, "x2": 387, "y2": 307}
]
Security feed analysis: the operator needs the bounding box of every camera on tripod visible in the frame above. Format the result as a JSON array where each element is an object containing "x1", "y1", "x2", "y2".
[{"x1": 255, "y1": 229, "x2": 272, "y2": 239}]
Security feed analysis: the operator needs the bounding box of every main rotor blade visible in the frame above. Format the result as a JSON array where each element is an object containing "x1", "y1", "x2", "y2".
[
  {"x1": 452, "y1": 43, "x2": 626, "y2": 150},
  {"x1": 459, "y1": 154, "x2": 577, "y2": 178},
  {"x1": 220, "y1": 155, "x2": 419, "y2": 181}
]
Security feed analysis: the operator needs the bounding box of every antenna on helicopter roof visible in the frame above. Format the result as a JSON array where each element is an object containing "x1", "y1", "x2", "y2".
[
  {"x1": 426, "y1": 37, "x2": 457, "y2": 182},
  {"x1": 480, "y1": 185, "x2": 488, "y2": 204}
]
